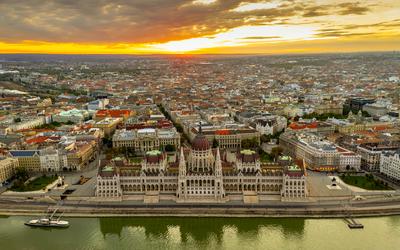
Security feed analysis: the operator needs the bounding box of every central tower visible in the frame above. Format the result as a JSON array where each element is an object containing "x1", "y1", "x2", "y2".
[{"x1": 188, "y1": 123, "x2": 214, "y2": 172}]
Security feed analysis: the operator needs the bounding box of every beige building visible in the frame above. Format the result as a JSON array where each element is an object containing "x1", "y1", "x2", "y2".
[
  {"x1": 93, "y1": 118, "x2": 122, "y2": 137},
  {"x1": 8, "y1": 140, "x2": 97, "y2": 172},
  {"x1": 0, "y1": 158, "x2": 18, "y2": 185},
  {"x1": 188, "y1": 125, "x2": 260, "y2": 150},
  {"x1": 112, "y1": 128, "x2": 180, "y2": 154}
]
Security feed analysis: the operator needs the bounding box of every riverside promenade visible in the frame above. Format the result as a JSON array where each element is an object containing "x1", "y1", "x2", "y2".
[{"x1": 1, "y1": 196, "x2": 400, "y2": 218}]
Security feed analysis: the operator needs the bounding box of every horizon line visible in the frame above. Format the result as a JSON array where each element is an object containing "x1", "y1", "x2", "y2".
[{"x1": 0, "y1": 50, "x2": 399, "y2": 57}]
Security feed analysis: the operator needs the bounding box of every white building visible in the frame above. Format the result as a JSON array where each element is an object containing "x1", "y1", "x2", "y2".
[
  {"x1": 88, "y1": 99, "x2": 109, "y2": 111},
  {"x1": 380, "y1": 151, "x2": 400, "y2": 181},
  {"x1": 8, "y1": 116, "x2": 48, "y2": 132},
  {"x1": 338, "y1": 147, "x2": 361, "y2": 171},
  {"x1": 254, "y1": 115, "x2": 287, "y2": 136},
  {"x1": 39, "y1": 148, "x2": 68, "y2": 172},
  {"x1": 281, "y1": 165, "x2": 308, "y2": 199},
  {"x1": 53, "y1": 109, "x2": 89, "y2": 124},
  {"x1": 280, "y1": 132, "x2": 361, "y2": 172}
]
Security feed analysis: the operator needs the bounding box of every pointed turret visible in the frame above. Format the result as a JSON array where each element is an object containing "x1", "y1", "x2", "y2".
[
  {"x1": 179, "y1": 147, "x2": 186, "y2": 176},
  {"x1": 215, "y1": 147, "x2": 222, "y2": 177},
  {"x1": 199, "y1": 121, "x2": 202, "y2": 134}
]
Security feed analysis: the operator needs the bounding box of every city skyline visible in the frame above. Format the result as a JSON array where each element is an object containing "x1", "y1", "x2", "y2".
[{"x1": 0, "y1": 0, "x2": 399, "y2": 54}]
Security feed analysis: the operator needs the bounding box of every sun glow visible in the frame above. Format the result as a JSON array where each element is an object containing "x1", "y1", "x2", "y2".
[
  {"x1": 233, "y1": 1, "x2": 280, "y2": 12},
  {"x1": 0, "y1": 41, "x2": 156, "y2": 54},
  {"x1": 152, "y1": 25, "x2": 318, "y2": 52},
  {"x1": 192, "y1": 0, "x2": 217, "y2": 5}
]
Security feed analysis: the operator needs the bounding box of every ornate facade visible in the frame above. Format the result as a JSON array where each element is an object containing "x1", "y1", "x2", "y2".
[
  {"x1": 112, "y1": 128, "x2": 180, "y2": 154},
  {"x1": 96, "y1": 129, "x2": 307, "y2": 202}
]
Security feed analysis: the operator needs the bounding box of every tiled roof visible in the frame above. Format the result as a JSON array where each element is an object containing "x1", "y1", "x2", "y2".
[
  {"x1": 95, "y1": 109, "x2": 132, "y2": 118},
  {"x1": 9, "y1": 150, "x2": 40, "y2": 157}
]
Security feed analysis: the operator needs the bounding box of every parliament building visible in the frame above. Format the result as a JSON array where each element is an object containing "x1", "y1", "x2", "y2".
[{"x1": 96, "y1": 127, "x2": 307, "y2": 203}]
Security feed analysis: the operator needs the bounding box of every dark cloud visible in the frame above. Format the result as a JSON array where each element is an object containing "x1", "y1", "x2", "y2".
[
  {"x1": 316, "y1": 31, "x2": 374, "y2": 37},
  {"x1": 0, "y1": 0, "x2": 294, "y2": 43},
  {"x1": 338, "y1": 2, "x2": 370, "y2": 15},
  {"x1": 302, "y1": 6, "x2": 330, "y2": 17},
  {"x1": 0, "y1": 0, "x2": 381, "y2": 44},
  {"x1": 342, "y1": 19, "x2": 400, "y2": 30},
  {"x1": 302, "y1": 2, "x2": 370, "y2": 18}
]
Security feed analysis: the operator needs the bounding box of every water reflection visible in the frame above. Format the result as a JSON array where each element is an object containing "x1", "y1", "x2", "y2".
[{"x1": 98, "y1": 217, "x2": 305, "y2": 244}]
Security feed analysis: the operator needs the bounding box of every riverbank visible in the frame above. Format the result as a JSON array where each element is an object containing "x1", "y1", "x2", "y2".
[{"x1": 1, "y1": 199, "x2": 400, "y2": 218}]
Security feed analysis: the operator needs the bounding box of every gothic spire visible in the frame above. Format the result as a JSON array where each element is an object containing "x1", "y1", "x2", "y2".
[
  {"x1": 199, "y1": 121, "x2": 202, "y2": 134},
  {"x1": 179, "y1": 147, "x2": 186, "y2": 176},
  {"x1": 215, "y1": 147, "x2": 222, "y2": 177}
]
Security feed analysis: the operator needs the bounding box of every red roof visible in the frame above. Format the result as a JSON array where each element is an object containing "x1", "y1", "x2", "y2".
[
  {"x1": 95, "y1": 109, "x2": 132, "y2": 118},
  {"x1": 26, "y1": 136, "x2": 60, "y2": 144},
  {"x1": 289, "y1": 122, "x2": 318, "y2": 130},
  {"x1": 215, "y1": 129, "x2": 231, "y2": 135},
  {"x1": 373, "y1": 125, "x2": 390, "y2": 131}
]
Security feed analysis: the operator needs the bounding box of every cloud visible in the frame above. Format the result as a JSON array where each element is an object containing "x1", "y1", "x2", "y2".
[
  {"x1": 0, "y1": 0, "x2": 394, "y2": 45},
  {"x1": 242, "y1": 36, "x2": 281, "y2": 39},
  {"x1": 302, "y1": 2, "x2": 370, "y2": 18},
  {"x1": 316, "y1": 31, "x2": 374, "y2": 38},
  {"x1": 315, "y1": 18, "x2": 400, "y2": 39},
  {"x1": 338, "y1": 2, "x2": 370, "y2": 15}
]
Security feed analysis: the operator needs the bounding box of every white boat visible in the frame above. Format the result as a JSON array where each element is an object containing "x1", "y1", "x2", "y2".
[
  {"x1": 25, "y1": 218, "x2": 69, "y2": 228},
  {"x1": 25, "y1": 208, "x2": 69, "y2": 228}
]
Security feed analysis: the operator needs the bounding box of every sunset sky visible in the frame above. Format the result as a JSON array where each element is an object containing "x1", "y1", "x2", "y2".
[{"x1": 0, "y1": 0, "x2": 399, "y2": 54}]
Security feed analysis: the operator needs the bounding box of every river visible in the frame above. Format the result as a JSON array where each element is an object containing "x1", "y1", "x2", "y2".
[{"x1": 0, "y1": 216, "x2": 399, "y2": 249}]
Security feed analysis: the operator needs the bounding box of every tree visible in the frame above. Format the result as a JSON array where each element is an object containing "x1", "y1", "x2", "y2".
[
  {"x1": 175, "y1": 124, "x2": 183, "y2": 133},
  {"x1": 14, "y1": 168, "x2": 29, "y2": 181},
  {"x1": 127, "y1": 147, "x2": 136, "y2": 157},
  {"x1": 165, "y1": 144, "x2": 176, "y2": 152},
  {"x1": 362, "y1": 111, "x2": 371, "y2": 117},
  {"x1": 14, "y1": 117, "x2": 21, "y2": 123},
  {"x1": 260, "y1": 134, "x2": 270, "y2": 143},
  {"x1": 346, "y1": 165, "x2": 350, "y2": 171},
  {"x1": 271, "y1": 146, "x2": 283, "y2": 161},
  {"x1": 212, "y1": 139, "x2": 219, "y2": 148},
  {"x1": 241, "y1": 137, "x2": 259, "y2": 149},
  {"x1": 102, "y1": 137, "x2": 113, "y2": 148}
]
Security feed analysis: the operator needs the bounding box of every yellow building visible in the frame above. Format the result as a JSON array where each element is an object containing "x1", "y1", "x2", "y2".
[
  {"x1": 0, "y1": 158, "x2": 18, "y2": 184},
  {"x1": 8, "y1": 150, "x2": 41, "y2": 172},
  {"x1": 65, "y1": 141, "x2": 97, "y2": 171},
  {"x1": 93, "y1": 118, "x2": 122, "y2": 137}
]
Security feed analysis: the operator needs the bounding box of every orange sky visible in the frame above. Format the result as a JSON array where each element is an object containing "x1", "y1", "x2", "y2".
[{"x1": 0, "y1": 0, "x2": 399, "y2": 54}]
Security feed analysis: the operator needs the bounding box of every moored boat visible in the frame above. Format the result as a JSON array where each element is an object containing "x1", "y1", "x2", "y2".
[
  {"x1": 24, "y1": 218, "x2": 69, "y2": 228},
  {"x1": 25, "y1": 207, "x2": 69, "y2": 228}
]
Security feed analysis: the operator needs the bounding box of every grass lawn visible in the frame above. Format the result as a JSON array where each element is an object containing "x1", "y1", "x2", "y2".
[
  {"x1": 260, "y1": 152, "x2": 274, "y2": 163},
  {"x1": 340, "y1": 175, "x2": 392, "y2": 190},
  {"x1": 11, "y1": 175, "x2": 58, "y2": 192},
  {"x1": 130, "y1": 157, "x2": 143, "y2": 163}
]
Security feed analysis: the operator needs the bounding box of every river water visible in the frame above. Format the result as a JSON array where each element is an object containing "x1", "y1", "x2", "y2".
[{"x1": 0, "y1": 216, "x2": 399, "y2": 250}]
